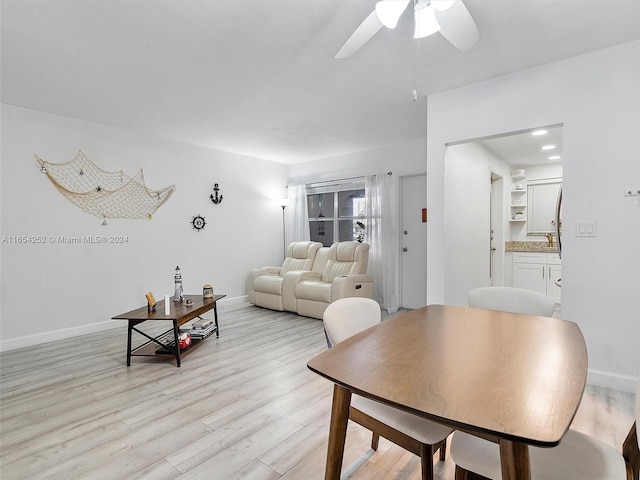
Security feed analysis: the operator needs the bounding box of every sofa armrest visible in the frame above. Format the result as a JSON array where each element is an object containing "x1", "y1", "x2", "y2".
[
  {"x1": 248, "y1": 266, "x2": 282, "y2": 303},
  {"x1": 255, "y1": 267, "x2": 282, "y2": 276},
  {"x1": 282, "y1": 270, "x2": 322, "y2": 311},
  {"x1": 331, "y1": 274, "x2": 374, "y2": 300}
]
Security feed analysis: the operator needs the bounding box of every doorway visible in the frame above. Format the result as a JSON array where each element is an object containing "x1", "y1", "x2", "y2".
[
  {"x1": 490, "y1": 173, "x2": 505, "y2": 286},
  {"x1": 400, "y1": 174, "x2": 427, "y2": 309},
  {"x1": 444, "y1": 124, "x2": 564, "y2": 306}
]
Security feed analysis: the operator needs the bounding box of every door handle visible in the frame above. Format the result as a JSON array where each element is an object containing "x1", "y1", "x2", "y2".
[{"x1": 403, "y1": 247, "x2": 408, "y2": 252}]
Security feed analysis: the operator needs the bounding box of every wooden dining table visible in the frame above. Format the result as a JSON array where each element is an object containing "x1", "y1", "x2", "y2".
[{"x1": 307, "y1": 304, "x2": 588, "y2": 480}]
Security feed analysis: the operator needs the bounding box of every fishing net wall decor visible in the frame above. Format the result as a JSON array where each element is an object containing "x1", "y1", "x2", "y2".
[{"x1": 36, "y1": 150, "x2": 176, "y2": 224}]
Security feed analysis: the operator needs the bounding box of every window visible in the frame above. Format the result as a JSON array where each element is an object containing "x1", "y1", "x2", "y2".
[{"x1": 307, "y1": 182, "x2": 366, "y2": 247}]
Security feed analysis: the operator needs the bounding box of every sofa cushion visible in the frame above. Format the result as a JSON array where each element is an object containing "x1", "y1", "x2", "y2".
[
  {"x1": 322, "y1": 261, "x2": 358, "y2": 283},
  {"x1": 280, "y1": 241, "x2": 322, "y2": 275},
  {"x1": 311, "y1": 247, "x2": 330, "y2": 273},
  {"x1": 295, "y1": 280, "x2": 332, "y2": 303},
  {"x1": 321, "y1": 242, "x2": 369, "y2": 282},
  {"x1": 253, "y1": 275, "x2": 283, "y2": 295}
]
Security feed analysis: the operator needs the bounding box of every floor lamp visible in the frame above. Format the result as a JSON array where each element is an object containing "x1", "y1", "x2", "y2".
[{"x1": 279, "y1": 198, "x2": 289, "y2": 259}]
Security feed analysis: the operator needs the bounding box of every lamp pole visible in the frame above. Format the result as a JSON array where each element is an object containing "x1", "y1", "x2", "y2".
[{"x1": 279, "y1": 199, "x2": 289, "y2": 259}]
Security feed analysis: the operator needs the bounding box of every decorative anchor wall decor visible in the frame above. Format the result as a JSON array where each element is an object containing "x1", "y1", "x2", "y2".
[{"x1": 210, "y1": 183, "x2": 223, "y2": 204}]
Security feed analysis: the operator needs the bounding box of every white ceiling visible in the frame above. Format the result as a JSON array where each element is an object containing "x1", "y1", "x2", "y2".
[
  {"x1": 477, "y1": 124, "x2": 564, "y2": 168},
  {"x1": 2, "y1": 0, "x2": 639, "y2": 165}
]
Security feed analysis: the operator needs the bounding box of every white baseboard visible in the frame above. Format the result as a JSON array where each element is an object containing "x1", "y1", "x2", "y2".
[
  {"x1": 0, "y1": 295, "x2": 248, "y2": 352},
  {"x1": 217, "y1": 295, "x2": 248, "y2": 307},
  {"x1": 587, "y1": 368, "x2": 638, "y2": 393},
  {"x1": 0, "y1": 319, "x2": 122, "y2": 352}
]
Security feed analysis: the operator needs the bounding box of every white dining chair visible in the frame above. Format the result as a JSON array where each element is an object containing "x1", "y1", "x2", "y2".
[
  {"x1": 467, "y1": 286, "x2": 555, "y2": 317},
  {"x1": 322, "y1": 297, "x2": 453, "y2": 480},
  {"x1": 451, "y1": 287, "x2": 639, "y2": 480},
  {"x1": 322, "y1": 295, "x2": 382, "y2": 348},
  {"x1": 452, "y1": 377, "x2": 640, "y2": 479}
]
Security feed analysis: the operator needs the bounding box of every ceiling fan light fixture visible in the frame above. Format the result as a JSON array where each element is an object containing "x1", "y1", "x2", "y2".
[
  {"x1": 432, "y1": 0, "x2": 456, "y2": 12},
  {"x1": 375, "y1": 0, "x2": 410, "y2": 29},
  {"x1": 414, "y1": 3, "x2": 441, "y2": 38}
]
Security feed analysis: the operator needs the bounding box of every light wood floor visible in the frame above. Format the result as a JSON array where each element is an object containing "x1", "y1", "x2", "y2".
[{"x1": 1, "y1": 303, "x2": 635, "y2": 480}]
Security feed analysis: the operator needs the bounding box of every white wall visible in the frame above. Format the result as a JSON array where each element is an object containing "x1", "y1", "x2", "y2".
[
  {"x1": 444, "y1": 142, "x2": 511, "y2": 305},
  {"x1": 525, "y1": 163, "x2": 563, "y2": 183},
  {"x1": 0, "y1": 104, "x2": 289, "y2": 350},
  {"x1": 289, "y1": 138, "x2": 428, "y2": 184},
  {"x1": 427, "y1": 40, "x2": 640, "y2": 391}
]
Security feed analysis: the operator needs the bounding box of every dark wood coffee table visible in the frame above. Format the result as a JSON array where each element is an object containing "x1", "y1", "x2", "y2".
[{"x1": 112, "y1": 294, "x2": 225, "y2": 367}]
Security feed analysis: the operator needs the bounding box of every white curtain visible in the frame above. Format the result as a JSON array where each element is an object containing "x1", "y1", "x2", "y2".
[
  {"x1": 285, "y1": 184, "x2": 309, "y2": 245},
  {"x1": 365, "y1": 173, "x2": 399, "y2": 313}
]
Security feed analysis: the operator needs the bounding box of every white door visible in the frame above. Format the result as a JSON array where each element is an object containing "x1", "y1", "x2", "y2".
[{"x1": 401, "y1": 174, "x2": 427, "y2": 309}]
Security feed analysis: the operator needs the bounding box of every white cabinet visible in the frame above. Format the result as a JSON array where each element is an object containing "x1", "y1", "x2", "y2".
[
  {"x1": 548, "y1": 263, "x2": 562, "y2": 303},
  {"x1": 513, "y1": 260, "x2": 546, "y2": 295},
  {"x1": 512, "y1": 252, "x2": 561, "y2": 303}
]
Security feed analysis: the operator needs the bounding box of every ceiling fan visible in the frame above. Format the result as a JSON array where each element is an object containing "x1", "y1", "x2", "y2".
[{"x1": 335, "y1": 0, "x2": 479, "y2": 59}]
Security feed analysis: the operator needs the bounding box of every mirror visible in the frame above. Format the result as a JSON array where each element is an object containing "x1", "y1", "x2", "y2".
[{"x1": 527, "y1": 179, "x2": 562, "y2": 235}]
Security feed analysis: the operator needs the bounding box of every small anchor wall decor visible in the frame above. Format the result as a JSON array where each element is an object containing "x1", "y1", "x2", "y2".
[{"x1": 210, "y1": 183, "x2": 223, "y2": 205}]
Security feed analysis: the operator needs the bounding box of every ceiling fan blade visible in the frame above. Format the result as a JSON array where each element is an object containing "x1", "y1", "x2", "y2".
[
  {"x1": 434, "y1": 0, "x2": 479, "y2": 51},
  {"x1": 335, "y1": 10, "x2": 384, "y2": 59}
]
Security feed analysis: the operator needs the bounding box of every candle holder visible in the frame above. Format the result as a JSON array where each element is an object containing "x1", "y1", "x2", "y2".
[{"x1": 145, "y1": 292, "x2": 157, "y2": 312}]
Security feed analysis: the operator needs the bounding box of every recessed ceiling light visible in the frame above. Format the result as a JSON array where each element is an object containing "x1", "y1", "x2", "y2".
[
  {"x1": 532, "y1": 129, "x2": 548, "y2": 136},
  {"x1": 548, "y1": 155, "x2": 561, "y2": 160},
  {"x1": 541, "y1": 144, "x2": 556, "y2": 151}
]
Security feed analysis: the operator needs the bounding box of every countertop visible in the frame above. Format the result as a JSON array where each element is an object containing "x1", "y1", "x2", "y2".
[{"x1": 505, "y1": 241, "x2": 559, "y2": 254}]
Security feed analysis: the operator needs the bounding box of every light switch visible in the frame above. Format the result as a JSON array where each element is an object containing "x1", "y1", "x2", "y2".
[{"x1": 576, "y1": 220, "x2": 597, "y2": 237}]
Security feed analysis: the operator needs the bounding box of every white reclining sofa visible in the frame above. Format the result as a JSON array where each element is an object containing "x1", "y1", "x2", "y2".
[
  {"x1": 248, "y1": 241, "x2": 374, "y2": 319},
  {"x1": 248, "y1": 241, "x2": 322, "y2": 312}
]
